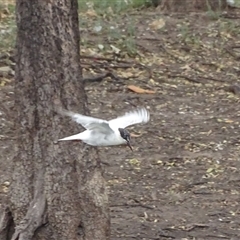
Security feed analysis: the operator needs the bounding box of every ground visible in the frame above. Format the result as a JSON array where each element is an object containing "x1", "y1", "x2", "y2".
[{"x1": 1, "y1": 5, "x2": 240, "y2": 240}]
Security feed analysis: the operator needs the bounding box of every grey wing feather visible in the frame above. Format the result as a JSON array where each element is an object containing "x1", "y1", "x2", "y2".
[{"x1": 58, "y1": 109, "x2": 112, "y2": 133}]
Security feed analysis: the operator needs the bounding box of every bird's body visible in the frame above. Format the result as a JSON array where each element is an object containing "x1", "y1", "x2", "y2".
[
  {"x1": 58, "y1": 107, "x2": 150, "y2": 150},
  {"x1": 60, "y1": 129, "x2": 125, "y2": 146}
]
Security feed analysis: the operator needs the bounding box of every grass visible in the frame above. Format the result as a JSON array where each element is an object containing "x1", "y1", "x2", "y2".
[
  {"x1": 0, "y1": 0, "x2": 149, "y2": 54},
  {"x1": 0, "y1": 3, "x2": 16, "y2": 52},
  {"x1": 1, "y1": 0, "x2": 240, "y2": 54},
  {"x1": 78, "y1": 0, "x2": 151, "y2": 13},
  {"x1": 205, "y1": 0, "x2": 240, "y2": 20}
]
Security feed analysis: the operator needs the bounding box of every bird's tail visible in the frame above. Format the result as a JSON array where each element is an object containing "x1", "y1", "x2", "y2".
[{"x1": 58, "y1": 133, "x2": 82, "y2": 142}]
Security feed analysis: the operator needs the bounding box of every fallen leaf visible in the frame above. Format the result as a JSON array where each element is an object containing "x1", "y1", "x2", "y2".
[
  {"x1": 121, "y1": 71, "x2": 134, "y2": 78},
  {"x1": 107, "y1": 6, "x2": 113, "y2": 14},
  {"x1": 130, "y1": 133, "x2": 142, "y2": 138},
  {"x1": 0, "y1": 66, "x2": 12, "y2": 77},
  {"x1": 98, "y1": 44, "x2": 104, "y2": 50},
  {"x1": 0, "y1": 77, "x2": 11, "y2": 86},
  {"x1": 128, "y1": 158, "x2": 140, "y2": 166},
  {"x1": 110, "y1": 45, "x2": 121, "y2": 54},
  {"x1": 85, "y1": 9, "x2": 97, "y2": 18},
  {"x1": 224, "y1": 119, "x2": 234, "y2": 123},
  {"x1": 207, "y1": 168, "x2": 214, "y2": 173},
  {"x1": 181, "y1": 64, "x2": 191, "y2": 71},
  {"x1": 127, "y1": 85, "x2": 155, "y2": 94},
  {"x1": 93, "y1": 25, "x2": 102, "y2": 32},
  {"x1": 149, "y1": 18, "x2": 165, "y2": 30}
]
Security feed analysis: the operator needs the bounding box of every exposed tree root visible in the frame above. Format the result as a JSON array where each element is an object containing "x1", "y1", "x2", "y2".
[
  {"x1": 0, "y1": 171, "x2": 47, "y2": 240},
  {"x1": 11, "y1": 171, "x2": 47, "y2": 240}
]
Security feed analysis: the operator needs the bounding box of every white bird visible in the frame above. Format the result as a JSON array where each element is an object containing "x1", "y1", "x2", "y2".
[{"x1": 58, "y1": 107, "x2": 150, "y2": 150}]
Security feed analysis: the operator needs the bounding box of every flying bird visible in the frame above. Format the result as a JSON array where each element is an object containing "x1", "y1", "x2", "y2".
[{"x1": 58, "y1": 107, "x2": 150, "y2": 150}]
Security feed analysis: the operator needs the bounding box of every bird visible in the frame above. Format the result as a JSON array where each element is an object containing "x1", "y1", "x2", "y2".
[{"x1": 57, "y1": 107, "x2": 150, "y2": 151}]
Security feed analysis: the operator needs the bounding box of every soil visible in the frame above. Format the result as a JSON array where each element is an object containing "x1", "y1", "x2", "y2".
[{"x1": 1, "y1": 7, "x2": 240, "y2": 240}]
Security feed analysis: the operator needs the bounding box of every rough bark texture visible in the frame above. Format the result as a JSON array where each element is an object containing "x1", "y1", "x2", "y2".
[
  {"x1": 0, "y1": 0, "x2": 109, "y2": 239},
  {"x1": 158, "y1": 0, "x2": 228, "y2": 11}
]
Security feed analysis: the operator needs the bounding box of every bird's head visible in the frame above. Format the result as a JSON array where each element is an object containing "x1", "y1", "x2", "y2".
[{"x1": 118, "y1": 128, "x2": 133, "y2": 151}]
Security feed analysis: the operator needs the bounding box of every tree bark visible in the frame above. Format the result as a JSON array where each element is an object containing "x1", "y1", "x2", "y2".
[
  {"x1": 0, "y1": 0, "x2": 110, "y2": 240},
  {"x1": 158, "y1": 0, "x2": 228, "y2": 11}
]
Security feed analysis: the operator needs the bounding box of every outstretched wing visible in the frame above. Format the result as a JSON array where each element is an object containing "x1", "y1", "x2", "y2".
[
  {"x1": 58, "y1": 109, "x2": 112, "y2": 133},
  {"x1": 109, "y1": 107, "x2": 150, "y2": 129}
]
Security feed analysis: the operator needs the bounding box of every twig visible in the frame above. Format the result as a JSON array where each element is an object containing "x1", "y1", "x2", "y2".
[
  {"x1": 83, "y1": 72, "x2": 120, "y2": 84},
  {"x1": 81, "y1": 54, "x2": 152, "y2": 80},
  {"x1": 199, "y1": 75, "x2": 225, "y2": 82},
  {"x1": 81, "y1": 55, "x2": 115, "y2": 62},
  {"x1": 111, "y1": 200, "x2": 155, "y2": 210},
  {"x1": 132, "y1": 198, "x2": 155, "y2": 209},
  {"x1": 140, "y1": 37, "x2": 160, "y2": 41},
  {"x1": 221, "y1": 12, "x2": 240, "y2": 19},
  {"x1": 111, "y1": 203, "x2": 154, "y2": 210},
  {"x1": 184, "y1": 223, "x2": 209, "y2": 231},
  {"x1": 226, "y1": 85, "x2": 240, "y2": 95},
  {"x1": 225, "y1": 45, "x2": 240, "y2": 60},
  {"x1": 168, "y1": 73, "x2": 225, "y2": 84},
  {"x1": 159, "y1": 45, "x2": 185, "y2": 63},
  {"x1": 205, "y1": 234, "x2": 229, "y2": 239},
  {"x1": 81, "y1": 54, "x2": 141, "y2": 65},
  {"x1": 168, "y1": 74, "x2": 202, "y2": 83},
  {"x1": 109, "y1": 64, "x2": 138, "y2": 69}
]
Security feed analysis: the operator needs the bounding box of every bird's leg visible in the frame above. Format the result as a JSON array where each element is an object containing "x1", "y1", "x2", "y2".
[{"x1": 96, "y1": 147, "x2": 102, "y2": 168}]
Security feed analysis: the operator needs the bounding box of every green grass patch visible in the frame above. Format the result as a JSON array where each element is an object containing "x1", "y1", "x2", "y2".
[
  {"x1": 0, "y1": 4, "x2": 16, "y2": 52},
  {"x1": 78, "y1": 0, "x2": 151, "y2": 13}
]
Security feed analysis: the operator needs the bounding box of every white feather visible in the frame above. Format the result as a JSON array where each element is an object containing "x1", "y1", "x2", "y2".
[
  {"x1": 109, "y1": 108, "x2": 150, "y2": 129},
  {"x1": 58, "y1": 107, "x2": 150, "y2": 147}
]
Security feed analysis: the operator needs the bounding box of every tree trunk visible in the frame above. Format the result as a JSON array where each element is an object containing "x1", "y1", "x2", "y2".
[
  {"x1": 158, "y1": 0, "x2": 228, "y2": 11},
  {"x1": 0, "y1": 0, "x2": 110, "y2": 240}
]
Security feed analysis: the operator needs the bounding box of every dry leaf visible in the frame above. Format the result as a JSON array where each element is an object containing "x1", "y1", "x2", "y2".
[
  {"x1": 130, "y1": 133, "x2": 142, "y2": 138},
  {"x1": 149, "y1": 19, "x2": 165, "y2": 30},
  {"x1": 127, "y1": 85, "x2": 155, "y2": 94},
  {"x1": 107, "y1": 6, "x2": 113, "y2": 14},
  {"x1": 0, "y1": 78, "x2": 11, "y2": 87},
  {"x1": 181, "y1": 64, "x2": 191, "y2": 71},
  {"x1": 121, "y1": 71, "x2": 134, "y2": 78},
  {"x1": 110, "y1": 45, "x2": 120, "y2": 54},
  {"x1": 85, "y1": 9, "x2": 97, "y2": 18},
  {"x1": 224, "y1": 119, "x2": 234, "y2": 123}
]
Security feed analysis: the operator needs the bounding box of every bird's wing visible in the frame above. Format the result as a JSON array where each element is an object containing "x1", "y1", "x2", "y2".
[
  {"x1": 109, "y1": 107, "x2": 150, "y2": 129},
  {"x1": 58, "y1": 109, "x2": 113, "y2": 133}
]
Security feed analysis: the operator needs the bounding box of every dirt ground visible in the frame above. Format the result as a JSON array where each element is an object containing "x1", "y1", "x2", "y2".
[{"x1": 1, "y1": 7, "x2": 240, "y2": 240}]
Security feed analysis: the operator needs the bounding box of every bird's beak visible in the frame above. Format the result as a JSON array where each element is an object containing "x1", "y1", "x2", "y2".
[{"x1": 127, "y1": 140, "x2": 133, "y2": 151}]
